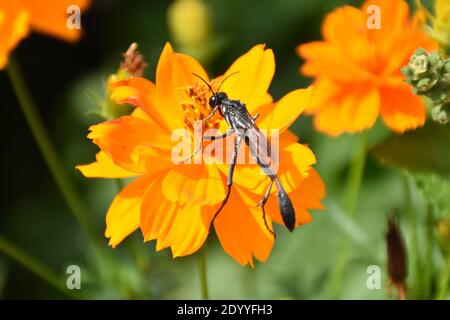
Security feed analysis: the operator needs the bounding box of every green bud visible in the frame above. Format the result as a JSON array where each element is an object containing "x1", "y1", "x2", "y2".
[
  {"x1": 409, "y1": 54, "x2": 429, "y2": 75},
  {"x1": 414, "y1": 48, "x2": 427, "y2": 56},
  {"x1": 445, "y1": 61, "x2": 450, "y2": 72},
  {"x1": 85, "y1": 43, "x2": 145, "y2": 121},
  {"x1": 418, "y1": 77, "x2": 431, "y2": 89},
  {"x1": 429, "y1": 53, "x2": 440, "y2": 66},
  {"x1": 401, "y1": 66, "x2": 412, "y2": 77},
  {"x1": 403, "y1": 49, "x2": 450, "y2": 124},
  {"x1": 432, "y1": 107, "x2": 448, "y2": 124}
]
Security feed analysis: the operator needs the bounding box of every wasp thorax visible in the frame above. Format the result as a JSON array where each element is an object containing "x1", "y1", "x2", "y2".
[{"x1": 180, "y1": 81, "x2": 221, "y2": 132}]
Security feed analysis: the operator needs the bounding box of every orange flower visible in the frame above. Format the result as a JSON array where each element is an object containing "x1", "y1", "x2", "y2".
[
  {"x1": 0, "y1": 0, "x2": 90, "y2": 69},
  {"x1": 77, "y1": 43, "x2": 325, "y2": 266},
  {"x1": 297, "y1": 0, "x2": 437, "y2": 136}
]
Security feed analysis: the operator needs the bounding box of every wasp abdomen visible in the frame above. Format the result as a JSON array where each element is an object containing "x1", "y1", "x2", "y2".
[{"x1": 277, "y1": 192, "x2": 296, "y2": 232}]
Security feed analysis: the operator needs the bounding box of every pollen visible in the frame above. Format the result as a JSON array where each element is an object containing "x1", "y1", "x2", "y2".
[{"x1": 180, "y1": 80, "x2": 221, "y2": 132}]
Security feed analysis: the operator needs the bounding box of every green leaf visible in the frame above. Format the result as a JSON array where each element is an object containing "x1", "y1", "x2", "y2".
[{"x1": 370, "y1": 123, "x2": 450, "y2": 176}]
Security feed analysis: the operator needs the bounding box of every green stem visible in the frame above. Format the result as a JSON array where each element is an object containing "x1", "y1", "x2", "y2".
[
  {"x1": 198, "y1": 247, "x2": 209, "y2": 300},
  {"x1": 403, "y1": 173, "x2": 421, "y2": 298},
  {"x1": 0, "y1": 235, "x2": 80, "y2": 299},
  {"x1": 437, "y1": 257, "x2": 450, "y2": 300},
  {"x1": 424, "y1": 204, "x2": 434, "y2": 299},
  {"x1": 7, "y1": 57, "x2": 98, "y2": 245},
  {"x1": 326, "y1": 133, "x2": 367, "y2": 298},
  {"x1": 343, "y1": 133, "x2": 367, "y2": 218}
]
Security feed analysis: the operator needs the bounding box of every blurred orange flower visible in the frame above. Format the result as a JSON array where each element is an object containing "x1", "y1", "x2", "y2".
[
  {"x1": 297, "y1": 0, "x2": 437, "y2": 136},
  {"x1": 77, "y1": 43, "x2": 325, "y2": 266},
  {"x1": 0, "y1": 0, "x2": 90, "y2": 69}
]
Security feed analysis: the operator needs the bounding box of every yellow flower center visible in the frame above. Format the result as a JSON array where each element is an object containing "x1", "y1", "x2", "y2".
[{"x1": 180, "y1": 80, "x2": 222, "y2": 133}]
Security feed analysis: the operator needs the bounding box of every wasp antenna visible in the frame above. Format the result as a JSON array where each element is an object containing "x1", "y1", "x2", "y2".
[
  {"x1": 192, "y1": 73, "x2": 214, "y2": 94},
  {"x1": 217, "y1": 71, "x2": 241, "y2": 93}
]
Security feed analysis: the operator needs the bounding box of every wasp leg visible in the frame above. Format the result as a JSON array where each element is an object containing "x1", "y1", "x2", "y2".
[
  {"x1": 203, "y1": 129, "x2": 234, "y2": 141},
  {"x1": 205, "y1": 105, "x2": 220, "y2": 121},
  {"x1": 256, "y1": 178, "x2": 276, "y2": 238},
  {"x1": 176, "y1": 144, "x2": 202, "y2": 164},
  {"x1": 212, "y1": 135, "x2": 243, "y2": 224},
  {"x1": 252, "y1": 112, "x2": 260, "y2": 121},
  {"x1": 177, "y1": 130, "x2": 234, "y2": 164},
  {"x1": 257, "y1": 178, "x2": 273, "y2": 208}
]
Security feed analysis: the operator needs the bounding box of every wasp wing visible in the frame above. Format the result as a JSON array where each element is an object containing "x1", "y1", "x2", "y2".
[{"x1": 229, "y1": 109, "x2": 279, "y2": 177}]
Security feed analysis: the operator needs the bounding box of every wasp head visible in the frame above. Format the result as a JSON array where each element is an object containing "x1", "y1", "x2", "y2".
[{"x1": 209, "y1": 92, "x2": 228, "y2": 108}]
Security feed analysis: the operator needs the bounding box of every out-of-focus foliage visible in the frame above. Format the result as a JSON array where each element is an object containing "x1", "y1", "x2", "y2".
[{"x1": 371, "y1": 123, "x2": 450, "y2": 176}]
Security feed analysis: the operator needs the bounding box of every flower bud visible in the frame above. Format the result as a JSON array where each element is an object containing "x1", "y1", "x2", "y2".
[
  {"x1": 87, "y1": 43, "x2": 146, "y2": 120},
  {"x1": 118, "y1": 42, "x2": 148, "y2": 78},
  {"x1": 403, "y1": 48, "x2": 449, "y2": 124},
  {"x1": 386, "y1": 216, "x2": 407, "y2": 300},
  {"x1": 410, "y1": 54, "x2": 429, "y2": 75},
  {"x1": 431, "y1": 105, "x2": 449, "y2": 124}
]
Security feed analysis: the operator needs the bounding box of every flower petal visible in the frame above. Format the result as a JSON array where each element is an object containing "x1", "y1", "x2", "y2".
[
  {"x1": 379, "y1": 83, "x2": 426, "y2": 133},
  {"x1": 305, "y1": 78, "x2": 341, "y2": 114},
  {"x1": 322, "y1": 5, "x2": 374, "y2": 68},
  {"x1": 140, "y1": 176, "x2": 213, "y2": 257},
  {"x1": 162, "y1": 164, "x2": 225, "y2": 206},
  {"x1": 214, "y1": 187, "x2": 274, "y2": 266},
  {"x1": 313, "y1": 85, "x2": 380, "y2": 136},
  {"x1": 0, "y1": 3, "x2": 29, "y2": 69},
  {"x1": 87, "y1": 115, "x2": 174, "y2": 174},
  {"x1": 154, "y1": 43, "x2": 209, "y2": 131},
  {"x1": 24, "y1": 0, "x2": 90, "y2": 42},
  {"x1": 105, "y1": 174, "x2": 154, "y2": 248},
  {"x1": 297, "y1": 41, "x2": 369, "y2": 82},
  {"x1": 257, "y1": 87, "x2": 314, "y2": 133},
  {"x1": 76, "y1": 151, "x2": 137, "y2": 178},
  {"x1": 110, "y1": 77, "x2": 169, "y2": 128},
  {"x1": 363, "y1": 0, "x2": 410, "y2": 56},
  {"x1": 219, "y1": 44, "x2": 275, "y2": 113}
]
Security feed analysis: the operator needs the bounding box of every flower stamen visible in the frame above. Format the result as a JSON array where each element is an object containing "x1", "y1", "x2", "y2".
[{"x1": 180, "y1": 80, "x2": 221, "y2": 132}]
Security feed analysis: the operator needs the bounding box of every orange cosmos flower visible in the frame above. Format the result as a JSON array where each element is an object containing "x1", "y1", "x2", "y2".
[
  {"x1": 297, "y1": 0, "x2": 437, "y2": 136},
  {"x1": 0, "y1": 0, "x2": 90, "y2": 69},
  {"x1": 77, "y1": 43, "x2": 325, "y2": 266}
]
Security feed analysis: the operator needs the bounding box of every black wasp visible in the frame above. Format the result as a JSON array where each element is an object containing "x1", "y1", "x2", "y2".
[{"x1": 191, "y1": 73, "x2": 296, "y2": 235}]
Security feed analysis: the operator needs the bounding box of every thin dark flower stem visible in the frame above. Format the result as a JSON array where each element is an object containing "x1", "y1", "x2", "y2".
[
  {"x1": 0, "y1": 234, "x2": 80, "y2": 299},
  {"x1": 7, "y1": 57, "x2": 99, "y2": 246},
  {"x1": 326, "y1": 132, "x2": 367, "y2": 298},
  {"x1": 198, "y1": 247, "x2": 210, "y2": 300}
]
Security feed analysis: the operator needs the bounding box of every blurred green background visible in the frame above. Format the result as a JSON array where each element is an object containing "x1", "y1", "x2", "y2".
[{"x1": 0, "y1": 0, "x2": 449, "y2": 299}]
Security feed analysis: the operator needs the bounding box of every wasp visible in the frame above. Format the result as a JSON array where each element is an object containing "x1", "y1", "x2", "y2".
[{"x1": 191, "y1": 73, "x2": 296, "y2": 235}]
